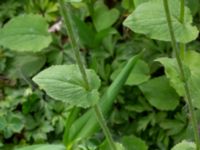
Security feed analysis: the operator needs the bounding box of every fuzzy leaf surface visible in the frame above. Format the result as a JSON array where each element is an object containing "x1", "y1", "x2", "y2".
[{"x1": 33, "y1": 65, "x2": 101, "y2": 108}]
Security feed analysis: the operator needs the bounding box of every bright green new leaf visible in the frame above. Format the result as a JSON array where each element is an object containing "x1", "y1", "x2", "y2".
[
  {"x1": 139, "y1": 76, "x2": 179, "y2": 110},
  {"x1": 94, "y1": 2, "x2": 120, "y2": 31},
  {"x1": 171, "y1": 141, "x2": 196, "y2": 150},
  {"x1": 33, "y1": 65, "x2": 101, "y2": 108},
  {"x1": 122, "y1": 135, "x2": 148, "y2": 150},
  {"x1": 123, "y1": 0, "x2": 199, "y2": 43},
  {"x1": 0, "y1": 14, "x2": 52, "y2": 52},
  {"x1": 15, "y1": 144, "x2": 65, "y2": 150},
  {"x1": 111, "y1": 59, "x2": 150, "y2": 86}
]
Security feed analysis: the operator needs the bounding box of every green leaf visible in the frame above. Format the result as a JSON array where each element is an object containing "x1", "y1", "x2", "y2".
[
  {"x1": 33, "y1": 65, "x2": 101, "y2": 108},
  {"x1": 0, "y1": 14, "x2": 52, "y2": 52},
  {"x1": 111, "y1": 59, "x2": 150, "y2": 86},
  {"x1": 123, "y1": 0, "x2": 198, "y2": 43},
  {"x1": 186, "y1": 0, "x2": 200, "y2": 15},
  {"x1": 171, "y1": 141, "x2": 196, "y2": 150},
  {"x1": 0, "y1": 116, "x2": 6, "y2": 130},
  {"x1": 72, "y1": 15, "x2": 96, "y2": 48},
  {"x1": 0, "y1": 114, "x2": 24, "y2": 138},
  {"x1": 122, "y1": 135, "x2": 148, "y2": 150},
  {"x1": 134, "y1": 0, "x2": 149, "y2": 7},
  {"x1": 159, "y1": 119, "x2": 185, "y2": 135},
  {"x1": 156, "y1": 51, "x2": 200, "y2": 109},
  {"x1": 94, "y1": 2, "x2": 120, "y2": 31},
  {"x1": 183, "y1": 51, "x2": 200, "y2": 109},
  {"x1": 15, "y1": 144, "x2": 65, "y2": 150},
  {"x1": 99, "y1": 141, "x2": 125, "y2": 150},
  {"x1": 7, "y1": 54, "x2": 46, "y2": 78},
  {"x1": 156, "y1": 57, "x2": 185, "y2": 96},
  {"x1": 139, "y1": 76, "x2": 179, "y2": 110},
  {"x1": 65, "y1": 53, "x2": 141, "y2": 145}
]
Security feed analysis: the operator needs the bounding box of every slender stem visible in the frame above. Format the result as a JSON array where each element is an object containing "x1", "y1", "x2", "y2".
[
  {"x1": 180, "y1": 0, "x2": 185, "y2": 23},
  {"x1": 180, "y1": 43, "x2": 185, "y2": 58},
  {"x1": 179, "y1": 0, "x2": 185, "y2": 59},
  {"x1": 163, "y1": 0, "x2": 200, "y2": 149},
  {"x1": 58, "y1": 1, "x2": 116, "y2": 149},
  {"x1": 59, "y1": 0, "x2": 89, "y2": 90},
  {"x1": 93, "y1": 105, "x2": 116, "y2": 150}
]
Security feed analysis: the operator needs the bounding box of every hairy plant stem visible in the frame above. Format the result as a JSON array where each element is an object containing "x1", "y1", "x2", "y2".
[
  {"x1": 163, "y1": 0, "x2": 200, "y2": 148},
  {"x1": 59, "y1": 0, "x2": 89, "y2": 90},
  {"x1": 93, "y1": 105, "x2": 117, "y2": 150},
  {"x1": 58, "y1": 1, "x2": 116, "y2": 149}
]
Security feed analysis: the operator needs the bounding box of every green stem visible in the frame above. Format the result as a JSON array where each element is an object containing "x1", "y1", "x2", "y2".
[
  {"x1": 179, "y1": 0, "x2": 185, "y2": 58},
  {"x1": 130, "y1": 0, "x2": 135, "y2": 10},
  {"x1": 93, "y1": 105, "x2": 116, "y2": 150},
  {"x1": 180, "y1": 0, "x2": 185, "y2": 23},
  {"x1": 58, "y1": 1, "x2": 116, "y2": 149},
  {"x1": 163, "y1": 0, "x2": 200, "y2": 149},
  {"x1": 59, "y1": 0, "x2": 89, "y2": 90}
]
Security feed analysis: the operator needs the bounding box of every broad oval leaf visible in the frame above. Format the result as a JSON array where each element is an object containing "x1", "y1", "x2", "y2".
[
  {"x1": 171, "y1": 141, "x2": 196, "y2": 150},
  {"x1": 15, "y1": 144, "x2": 65, "y2": 150},
  {"x1": 0, "y1": 14, "x2": 52, "y2": 52},
  {"x1": 33, "y1": 65, "x2": 101, "y2": 108},
  {"x1": 123, "y1": 0, "x2": 199, "y2": 43},
  {"x1": 139, "y1": 76, "x2": 179, "y2": 110},
  {"x1": 122, "y1": 135, "x2": 148, "y2": 150}
]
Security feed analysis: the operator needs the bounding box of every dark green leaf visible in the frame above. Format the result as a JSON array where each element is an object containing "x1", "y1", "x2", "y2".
[{"x1": 139, "y1": 76, "x2": 179, "y2": 110}]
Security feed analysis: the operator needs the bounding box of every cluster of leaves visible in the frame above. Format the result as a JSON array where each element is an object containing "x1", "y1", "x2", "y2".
[{"x1": 0, "y1": 0, "x2": 200, "y2": 149}]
